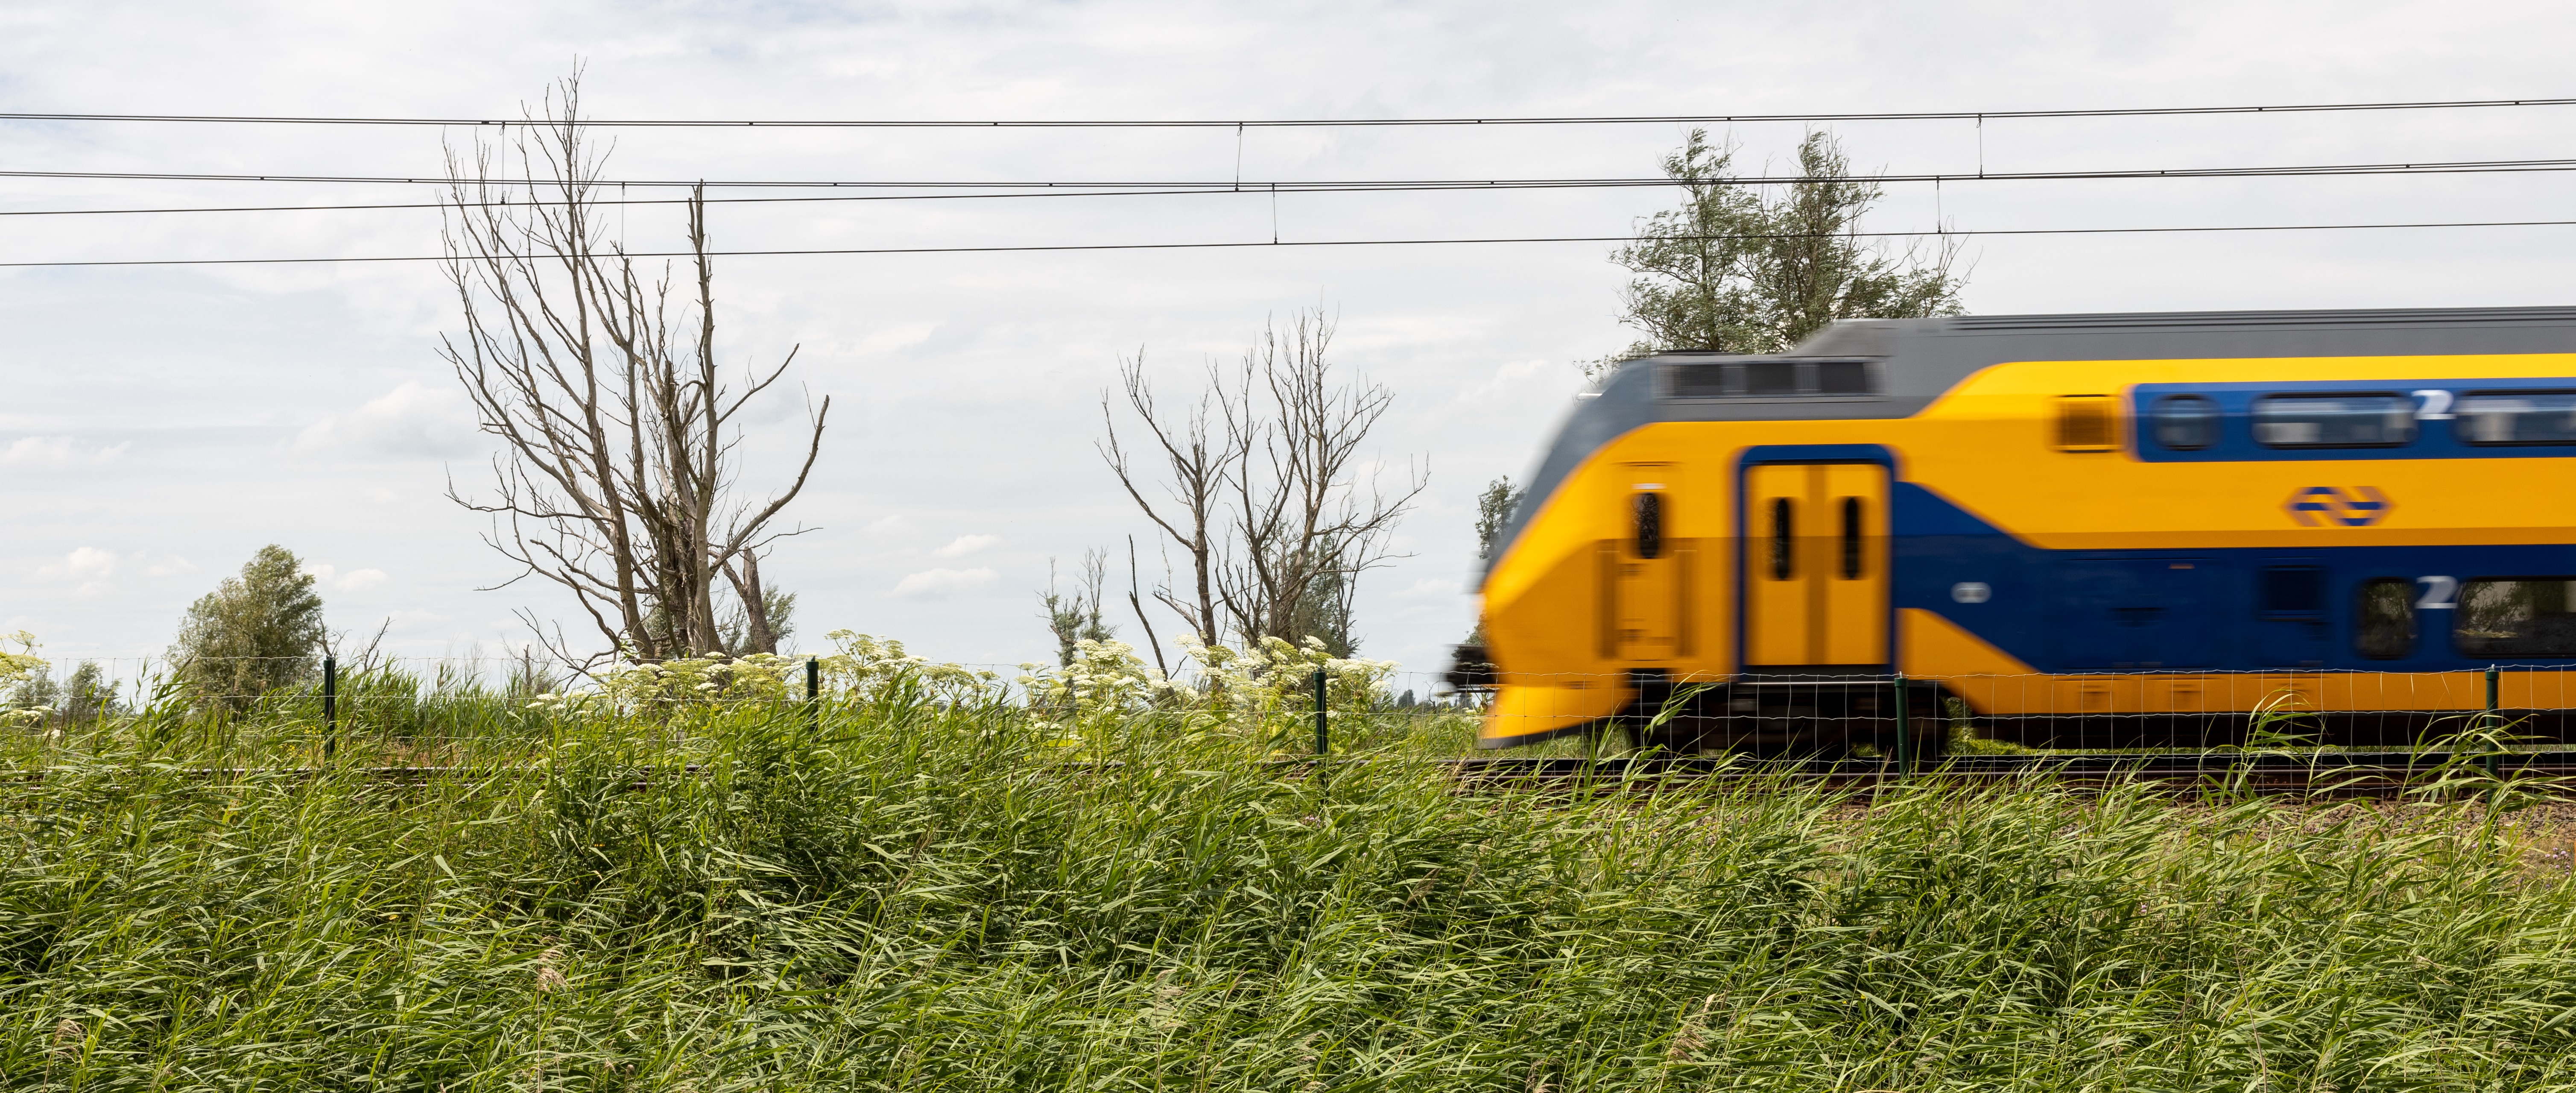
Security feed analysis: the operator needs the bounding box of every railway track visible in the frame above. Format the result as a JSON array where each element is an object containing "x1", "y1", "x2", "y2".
[
  {"x1": 1439, "y1": 750, "x2": 2576, "y2": 796},
  {"x1": 12, "y1": 750, "x2": 2571, "y2": 798}
]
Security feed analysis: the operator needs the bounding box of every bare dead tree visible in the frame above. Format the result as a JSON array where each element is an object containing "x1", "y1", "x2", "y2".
[
  {"x1": 1124, "y1": 535, "x2": 1168, "y2": 675},
  {"x1": 1214, "y1": 310, "x2": 1425, "y2": 653},
  {"x1": 1099, "y1": 350, "x2": 1238, "y2": 650},
  {"x1": 438, "y1": 73, "x2": 829, "y2": 667}
]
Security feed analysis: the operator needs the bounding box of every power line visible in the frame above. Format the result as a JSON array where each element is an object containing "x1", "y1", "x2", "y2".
[
  {"x1": 9, "y1": 155, "x2": 2576, "y2": 203},
  {"x1": 6, "y1": 96, "x2": 2576, "y2": 128},
  {"x1": 0, "y1": 188, "x2": 1296, "y2": 218},
  {"x1": 9, "y1": 217, "x2": 2576, "y2": 269}
]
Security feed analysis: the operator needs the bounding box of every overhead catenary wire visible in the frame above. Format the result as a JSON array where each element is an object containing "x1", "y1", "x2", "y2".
[
  {"x1": 13, "y1": 217, "x2": 2576, "y2": 269},
  {"x1": 6, "y1": 95, "x2": 2576, "y2": 128},
  {"x1": 11, "y1": 156, "x2": 2576, "y2": 220},
  {"x1": 15, "y1": 155, "x2": 2576, "y2": 193}
]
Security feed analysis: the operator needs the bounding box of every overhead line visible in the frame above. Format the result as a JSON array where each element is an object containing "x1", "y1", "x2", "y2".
[
  {"x1": 9, "y1": 218, "x2": 2576, "y2": 268},
  {"x1": 10, "y1": 155, "x2": 2576, "y2": 198},
  {"x1": 6, "y1": 97, "x2": 2576, "y2": 128}
]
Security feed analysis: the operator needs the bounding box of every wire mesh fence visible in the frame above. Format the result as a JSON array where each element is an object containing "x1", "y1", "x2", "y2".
[
  {"x1": 0, "y1": 653, "x2": 1490, "y2": 771},
  {"x1": 7, "y1": 655, "x2": 2576, "y2": 772}
]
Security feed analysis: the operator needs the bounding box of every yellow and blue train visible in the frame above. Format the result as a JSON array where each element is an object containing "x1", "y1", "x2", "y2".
[{"x1": 1464, "y1": 308, "x2": 2576, "y2": 751}]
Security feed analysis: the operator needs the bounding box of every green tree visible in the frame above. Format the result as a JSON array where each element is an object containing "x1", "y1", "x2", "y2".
[
  {"x1": 4, "y1": 660, "x2": 119, "y2": 726},
  {"x1": 1463, "y1": 476, "x2": 1526, "y2": 648},
  {"x1": 170, "y1": 545, "x2": 326, "y2": 709},
  {"x1": 62, "y1": 661, "x2": 117, "y2": 721},
  {"x1": 1474, "y1": 476, "x2": 1526, "y2": 562},
  {"x1": 1597, "y1": 129, "x2": 1965, "y2": 375},
  {"x1": 1039, "y1": 550, "x2": 1116, "y2": 667}
]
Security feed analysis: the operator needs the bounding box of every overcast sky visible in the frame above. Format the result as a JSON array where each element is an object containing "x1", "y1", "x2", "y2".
[{"x1": 6, "y1": 0, "x2": 2574, "y2": 687}]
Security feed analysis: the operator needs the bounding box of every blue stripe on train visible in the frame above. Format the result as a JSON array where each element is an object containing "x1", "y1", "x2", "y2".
[
  {"x1": 1889, "y1": 482, "x2": 2576, "y2": 673},
  {"x1": 2130, "y1": 378, "x2": 2576, "y2": 463}
]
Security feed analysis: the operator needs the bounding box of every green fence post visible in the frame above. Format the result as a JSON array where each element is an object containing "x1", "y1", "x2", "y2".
[
  {"x1": 1312, "y1": 668, "x2": 1329, "y2": 758},
  {"x1": 2485, "y1": 665, "x2": 2503, "y2": 781},
  {"x1": 322, "y1": 655, "x2": 337, "y2": 761},
  {"x1": 1893, "y1": 672, "x2": 1911, "y2": 777}
]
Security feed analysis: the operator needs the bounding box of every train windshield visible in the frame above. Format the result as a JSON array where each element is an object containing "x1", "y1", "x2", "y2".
[
  {"x1": 2251, "y1": 393, "x2": 2415, "y2": 447},
  {"x1": 2456, "y1": 392, "x2": 2576, "y2": 445}
]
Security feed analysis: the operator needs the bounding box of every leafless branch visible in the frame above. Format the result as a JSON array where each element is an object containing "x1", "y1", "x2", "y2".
[
  {"x1": 1105, "y1": 308, "x2": 1424, "y2": 663},
  {"x1": 440, "y1": 70, "x2": 828, "y2": 664}
]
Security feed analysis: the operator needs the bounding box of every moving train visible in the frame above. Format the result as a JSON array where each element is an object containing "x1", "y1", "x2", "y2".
[{"x1": 1461, "y1": 307, "x2": 2576, "y2": 752}]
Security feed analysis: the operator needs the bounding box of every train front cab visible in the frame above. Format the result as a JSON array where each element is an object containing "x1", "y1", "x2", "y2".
[
  {"x1": 1475, "y1": 349, "x2": 2576, "y2": 753},
  {"x1": 1474, "y1": 393, "x2": 1939, "y2": 753}
]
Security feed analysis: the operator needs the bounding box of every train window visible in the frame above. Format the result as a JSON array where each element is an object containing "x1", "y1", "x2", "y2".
[
  {"x1": 2054, "y1": 396, "x2": 2117, "y2": 451},
  {"x1": 2455, "y1": 578, "x2": 2576, "y2": 658},
  {"x1": 1665, "y1": 359, "x2": 1875, "y2": 399},
  {"x1": 2151, "y1": 394, "x2": 2219, "y2": 450},
  {"x1": 1666, "y1": 363, "x2": 1734, "y2": 398},
  {"x1": 1839, "y1": 496, "x2": 1863, "y2": 579},
  {"x1": 1768, "y1": 498, "x2": 1794, "y2": 580},
  {"x1": 2355, "y1": 578, "x2": 2415, "y2": 659},
  {"x1": 2259, "y1": 566, "x2": 2325, "y2": 615},
  {"x1": 1747, "y1": 362, "x2": 1801, "y2": 396},
  {"x1": 1818, "y1": 361, "x2": 1871, "y2": 394},
  {"x1": 2252, "y1": 393, "x2": 2415, "y2": 447},
  {"x1": 1633, "y1": 492, "x2": 1663, "y2": 560},
  {"x1": 2456, "y1": 391, "x2": 2576, "y2": 445}
]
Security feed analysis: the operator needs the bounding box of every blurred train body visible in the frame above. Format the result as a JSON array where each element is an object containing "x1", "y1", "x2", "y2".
[{"x1": 1468, "y1": 308, "x2": 2576, "y2": 751}]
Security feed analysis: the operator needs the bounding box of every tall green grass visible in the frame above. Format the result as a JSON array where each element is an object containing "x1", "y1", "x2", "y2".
[{"x1": 5, "y1": 685, "x2": 2575, "y2": 1090}]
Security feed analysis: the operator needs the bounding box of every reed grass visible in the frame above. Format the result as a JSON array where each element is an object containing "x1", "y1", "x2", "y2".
[{"x1": 5, "y1": 681, "x2": 2575, "y2": 1090}]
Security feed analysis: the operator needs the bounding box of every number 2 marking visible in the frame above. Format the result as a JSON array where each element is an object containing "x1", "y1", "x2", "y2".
[
  {"x1": 2416, "y1": 575, "x2": 2459, "y2": 610},
  {"x1": 2413, "y1": 389, "x2": 2455, "y2": 421}
]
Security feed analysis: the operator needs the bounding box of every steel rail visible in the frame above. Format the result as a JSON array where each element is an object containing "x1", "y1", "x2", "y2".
[
  {"x1": 1437, "y1": 750, "x2": 2576, "y2": 796},
  {"x1": 6, "y1": 751, "x2": 2569, "y2": 798}
]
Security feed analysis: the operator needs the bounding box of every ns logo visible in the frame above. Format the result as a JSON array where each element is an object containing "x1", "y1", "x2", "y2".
[{"x1": 2285, "y1": 486, "x2": 2393, "y2": 527}]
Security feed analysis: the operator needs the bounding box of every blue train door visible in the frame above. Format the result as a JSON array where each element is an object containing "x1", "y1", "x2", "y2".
[
  {"x1": 2051, "y1": 559, "x2": 2217, "y2": 669},
  {"x1": 2254, "y1": 563, "x2": 2331, "y2": 668}
]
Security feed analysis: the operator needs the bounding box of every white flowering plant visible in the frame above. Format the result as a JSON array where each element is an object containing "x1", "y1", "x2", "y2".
[
  {"x1": 1011, "y1": 639, "x2": 1203, "y2": 749},
  {"x1": 0, "y1": 632, "x2": 49, "y2": 728},
  {"x1": 522, "y1": 653, "x2": 795, "y2": 715},
  {"x1": 524, "y1": 630, "x2": 999, "y2": 716},
  {"x1": 813, "y1": 630, "x2": 998, "y2": 698},
  {"x1": 1181, "y1": 633, "x2": 1399, "y2": 721}
]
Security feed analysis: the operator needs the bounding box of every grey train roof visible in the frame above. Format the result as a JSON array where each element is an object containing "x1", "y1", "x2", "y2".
[{"x1": 1477, "y1": 306, "x2": 2576, "y2": 587}]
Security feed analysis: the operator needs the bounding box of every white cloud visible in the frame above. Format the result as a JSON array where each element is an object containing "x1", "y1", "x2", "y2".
[
  {"x1": 143, "y1": 554, "x2": 197, "y2": 577},
  {"x1": 2, "y1": 436, "x2": 127, "y2": 469},
  {"x1": 293, "y1": 382, "x2": 479, "y2": 459},
  {"x1": 864, "y1": 514, "x2": 914, "y2": 536},
  {"x1": 38, "y1": 547, "x2": 117, "y2": 595},
  {"x1": 934, "y1": 533, "x2": 1000, "y2": 557},
  {"x1": 1450, "y1": 357, "x2": 1582, "y2": 409},
  {"x1": 1389, "y1": 577, "x2": 1465, "y2": 601},
  {"x1": 305, "y1": 564, "x2": 392, "y2": 593},
  {"x1": 891, "y1": 566, "x2": 999, "y2": 598}
]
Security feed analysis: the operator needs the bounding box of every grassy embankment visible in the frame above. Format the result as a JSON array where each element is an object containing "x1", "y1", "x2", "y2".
[{"x1": 5, "y1": 671, "x2": 2576, "y2": 1090}]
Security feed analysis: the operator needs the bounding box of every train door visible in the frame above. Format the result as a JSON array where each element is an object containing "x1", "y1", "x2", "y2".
[
  {"x1": 1742, "y1": 463, "x2": 1889, "y2": 668},
  {"x1": 2051, "y1": 559, "x2": 2216, "y2": 669},
  {"x1": 2253, "y1": 563, "x2": 2330, "y2": 668},
  {"x1": 1601, "y1": 465, "x2": 1694, "y2": 662}
]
